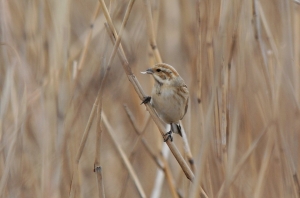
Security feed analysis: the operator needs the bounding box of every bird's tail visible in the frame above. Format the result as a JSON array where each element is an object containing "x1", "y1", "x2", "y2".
[{"x1": 171, "y1": 123, "x2": 182, "y2": 137}]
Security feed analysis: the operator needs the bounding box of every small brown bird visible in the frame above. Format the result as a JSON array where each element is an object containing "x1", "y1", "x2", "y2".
[{"x1": 141, "y1": 63, "x2": 189, "y2": 142}]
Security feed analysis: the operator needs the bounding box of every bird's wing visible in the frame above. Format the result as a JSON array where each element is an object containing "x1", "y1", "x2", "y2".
[{"x1": 181, "y1": 84, "x2": 189, "y2": 120}]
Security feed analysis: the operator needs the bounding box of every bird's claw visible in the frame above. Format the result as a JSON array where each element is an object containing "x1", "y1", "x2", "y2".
[
  {"x1": 163, "y1": 131, "x2": 173, "y2": 142},
  {"x1": 141, "y1": 96, "x2": 151, "y2": 105}
]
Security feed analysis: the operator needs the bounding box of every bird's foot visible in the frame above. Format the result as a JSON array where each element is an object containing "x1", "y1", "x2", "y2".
[
  {"x1": 163, "y1": 131, "x2": 173, "y2": 142},
  {"x1": 141, "y1": 96, "x2": 151, "y2": 105}
]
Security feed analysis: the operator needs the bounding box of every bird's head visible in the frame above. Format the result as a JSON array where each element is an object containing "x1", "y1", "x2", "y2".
[{"x1": 141, "y1": 63, "x2": 180, "y2": 85}]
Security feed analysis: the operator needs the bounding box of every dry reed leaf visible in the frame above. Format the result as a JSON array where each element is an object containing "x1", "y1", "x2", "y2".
[{"x1": 1, "y1": 0, "x2": 299, "y2": 197}]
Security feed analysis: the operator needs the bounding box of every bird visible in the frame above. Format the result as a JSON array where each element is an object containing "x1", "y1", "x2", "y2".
[{"x1": 141, "y1": 63, "x2": 189, "y2": 142}]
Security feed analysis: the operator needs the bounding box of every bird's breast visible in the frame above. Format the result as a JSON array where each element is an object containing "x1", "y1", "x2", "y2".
[{"x1": 151, "y1": 86, "x2": 186, "y2": 123}]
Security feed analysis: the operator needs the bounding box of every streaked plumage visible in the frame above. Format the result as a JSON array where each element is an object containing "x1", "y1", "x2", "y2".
[{"x1": 141, "y1": 63, "x2": 189, "y2": 141}]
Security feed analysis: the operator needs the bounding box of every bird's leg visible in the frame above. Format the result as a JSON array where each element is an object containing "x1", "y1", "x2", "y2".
[
  {"x1": 141, "y1": 96, "x2": 151, "y2": 105},
  {"x1": 163, "y1": 131, "x2": 173, "y2": 142}
]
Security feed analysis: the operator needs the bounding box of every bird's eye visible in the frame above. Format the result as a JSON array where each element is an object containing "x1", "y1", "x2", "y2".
[{"x1": 156, "y1": 69, "x2": 161, "y2": 72}]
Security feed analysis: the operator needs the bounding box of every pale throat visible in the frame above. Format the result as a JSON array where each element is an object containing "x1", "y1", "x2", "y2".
[{"x1": 154, "y1": 81, "x2": 162, "y2": 95}]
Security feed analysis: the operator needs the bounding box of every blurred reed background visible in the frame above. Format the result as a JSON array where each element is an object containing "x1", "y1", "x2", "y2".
[{"x1": 1, "y1": 0, "x2": 300, "y2": 197}]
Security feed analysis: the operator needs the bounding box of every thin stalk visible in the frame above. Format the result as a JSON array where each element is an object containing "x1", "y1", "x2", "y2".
[
  {"x1": 102, "y1": 113, "x2": 146, "y2": 198},
  {"x1": 103, "y1": 7, "x2": 194, "y2": 181}
]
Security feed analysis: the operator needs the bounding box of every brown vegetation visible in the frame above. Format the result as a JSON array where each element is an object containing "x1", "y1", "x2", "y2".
[{"x1": 1, "y1": 0, "x2": 300, "y2": 197}]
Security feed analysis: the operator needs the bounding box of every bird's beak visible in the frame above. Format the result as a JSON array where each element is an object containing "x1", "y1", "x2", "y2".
[{"x1": 141, "y1": 68, "x2": 154, "y2": 74}]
